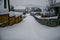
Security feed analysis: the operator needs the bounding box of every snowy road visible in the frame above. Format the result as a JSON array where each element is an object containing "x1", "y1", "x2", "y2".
[{"x1": 1, "y1": 14, "x2": 60, "y2": 40}]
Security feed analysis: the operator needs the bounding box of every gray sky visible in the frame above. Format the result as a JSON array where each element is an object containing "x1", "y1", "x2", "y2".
[
  {"x1": 10, "y1": 0, "x2": 60, "y2": 8},
  {"x1": 56, "y1": 0, "x2": 60, "y2": 3},
  {"x1": 10, "y1": 0, "x2": 48, "y2": 7}
]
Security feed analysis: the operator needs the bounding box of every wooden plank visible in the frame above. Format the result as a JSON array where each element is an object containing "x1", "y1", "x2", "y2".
[
  {"x1": 0, "y1": 14, "x2": 9, "y2": 27},
  {"x1": 9, "y1": 16, "x2": 15, "y2": 25},
  {"x1": 15, "y1": 17, "x2": 19, "y2": 23},
  {"x1": 1, "y1": 14, "x2": 9, "y2": 22},
  {"x1": 0, "y1": 16, "x2": 2, "y2": 22},
  {"x1": 19, "y1": 15, "x2": 22, "y2": 22}
]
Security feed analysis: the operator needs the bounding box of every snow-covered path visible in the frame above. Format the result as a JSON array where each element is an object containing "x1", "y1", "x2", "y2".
[{"x1": 1, "y1": 14, "x2": 60, "y2": 40}]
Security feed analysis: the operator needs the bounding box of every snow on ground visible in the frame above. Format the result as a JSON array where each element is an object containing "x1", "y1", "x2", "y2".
[
  {"x1": 35, "y1": 15, "x2": 58, "y2": 19},
  {"x1": 0, "y1": 14, "x2": 60, "y2": 40}
]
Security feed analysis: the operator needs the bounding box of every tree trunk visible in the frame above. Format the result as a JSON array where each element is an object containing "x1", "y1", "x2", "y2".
[{"x1": 58, "y1": 7, "x2": 60, "y2": 25}]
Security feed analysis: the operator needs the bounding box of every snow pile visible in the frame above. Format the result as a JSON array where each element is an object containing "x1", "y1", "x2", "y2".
[
  {"x1": 35, "y1": 15, "x2": 58, "y2": 19},
  {"x1": 9, "y1": 11, "x2": 23, "y2": 17},
  {"x1": 14, "y1": 12, "x2": 23, "y2": 17},
  {"x1": 9, "y1": 11, "x2": 15, "y2": 16}
]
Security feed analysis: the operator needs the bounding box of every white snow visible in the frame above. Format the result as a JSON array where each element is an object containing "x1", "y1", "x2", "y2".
[
  {"x1": 9, "y1": 11, "x2": 23, "y2": 17},
  {"x1": 0, "y1": 14, "x2": 60, "y2": 40},
  {"x1": 9, "y1": 11, "x2": 15, "y2": 16},
  {"x1": 14, "y1": 12, "x2": 23, "y2": 17},
  {"x1": 14, "y1": 6, "x2": 26, "y2": 10},
  {"x1": 35, "y1": 15, "x2": 58, "y2": 19}
]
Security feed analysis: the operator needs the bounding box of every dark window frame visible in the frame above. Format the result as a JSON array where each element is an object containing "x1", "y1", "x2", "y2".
[
  {"x1": 8, "y1": 0, "x2": 10, "y2": 11},
  {"x1": 4, "y1": 0, "x2": 7, "y2": 8}
]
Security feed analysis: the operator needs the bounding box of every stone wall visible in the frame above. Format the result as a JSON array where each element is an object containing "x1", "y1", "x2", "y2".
[
  {"x1": 34, "y1": 16, "x2": 57, "y2": 27},
  {"x1": 0, "y1": 14, "x2": 9, "y2": 27}
]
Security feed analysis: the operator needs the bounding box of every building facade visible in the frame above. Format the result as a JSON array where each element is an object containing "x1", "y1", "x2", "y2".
[
  {"x1": 0, "y1": 0, "x2": 10, "y2": 27},
  {"x1": 0, "y1": 0, "x2": 10, "y2": 13}
]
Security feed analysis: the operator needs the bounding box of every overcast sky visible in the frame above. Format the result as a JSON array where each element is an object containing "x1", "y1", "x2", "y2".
[
  {"x1": 56, "y1": 0, "x2": 60, "y2": 3},
  {"x1": 10, "y1": 0, "x2": 60, "y2": 8},
  {"x1": 10, "y1": 0, "x2": 48, "y2": 7}
]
